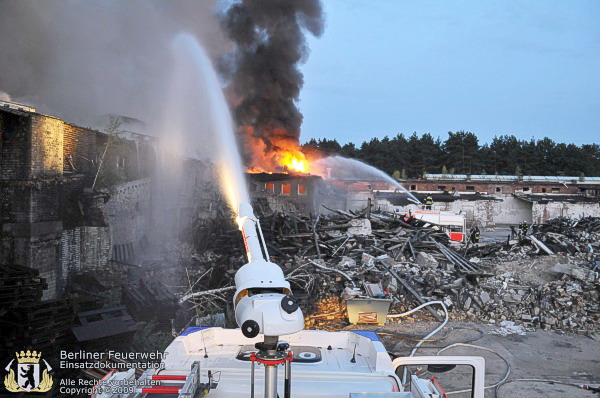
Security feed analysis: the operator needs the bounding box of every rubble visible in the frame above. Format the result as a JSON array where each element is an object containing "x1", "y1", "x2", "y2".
[
  {"x1": 489, "y1": 320, "x2": 527, "y2": 336},
  {"x1": 183, "y1": 209, "x2": 600, "y2": 337},
  {"x1": 469, "y1": 216, "x2": 600, "y2": 262},
  {"x1": 122, "y1": 277, "x2": 179, "y2": 326}
]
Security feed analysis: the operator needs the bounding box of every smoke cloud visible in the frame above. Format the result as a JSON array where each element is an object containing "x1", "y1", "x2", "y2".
[
  {"x1": 0, "y1": 0, "x2": 228, "y2": 130},
  {"x1": 221, "y1": 0, "x2": 324, "y2": 168}
]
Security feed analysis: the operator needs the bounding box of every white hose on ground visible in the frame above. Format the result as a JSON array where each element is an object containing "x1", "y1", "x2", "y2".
[
  {"x1": 386, "y1": 300, "x2": 448, "y2": 385},
  {"x1": 387, "y1": 309, "x2": 594, "y2": 396},
  {"x1": 436, "y1": 343, "x2": 511, "y2": 395}
]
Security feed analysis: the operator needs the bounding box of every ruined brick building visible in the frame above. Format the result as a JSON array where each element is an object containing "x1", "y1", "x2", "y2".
[
  {"x1": 250, "y1": 169, "x2": 600, "y2": 228},
  {"x1": 380, "y1": 174, "x2": 600, "y2": 227},
  {"x1": 0, "y1": 101, "x2": 219, "y2": 299},
  {"x1": 247, "y1": 172, "x2": 324, "y2": 215}
]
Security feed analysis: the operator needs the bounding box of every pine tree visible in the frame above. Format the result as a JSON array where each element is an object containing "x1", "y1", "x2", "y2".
[{"x1": 306, "y1": 132, "x2": 600, "y2": 177}]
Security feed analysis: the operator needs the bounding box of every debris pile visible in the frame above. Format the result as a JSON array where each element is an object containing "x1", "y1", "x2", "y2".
[
  {"x1": 454, "y1": 268, "x2": 598, "y2": 335},
  {"x1": 469, "y1": 216, "x2": 600, "y2": 262},
  {"x1": 184, "y1": 209, "x2": 599, "y2": 336},
  {"x1": 122, "y1": 277, "x2": 179, "y2": 326}
]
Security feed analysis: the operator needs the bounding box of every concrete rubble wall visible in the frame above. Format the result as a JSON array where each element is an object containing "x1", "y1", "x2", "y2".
[
  {"x1": 533, "y1": 201, "x2": 600, "y2": 224},
  {"x1": 493, "y1": 195, "x2": 533, "y2": 225},
  {"x1": 347, "y1": 191, "x2": 374, "y2": 212},
  {"x1": 437, "y1": 200, "x2": 495, "y2": 227},
  {"x1": 374, "y1": 194, "x2": 598, "y2": 227}
]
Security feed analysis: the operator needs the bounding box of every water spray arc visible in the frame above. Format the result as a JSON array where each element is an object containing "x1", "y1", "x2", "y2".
[
  {"x1": 167, "y1": 33, "x2": 250, "y2": 213},
  {"x1": 167, "y1": 34, "x2": 303, "y2": 398},
  {"x1": 314, "y1": 155, "x2": 421, "y2": 204}
]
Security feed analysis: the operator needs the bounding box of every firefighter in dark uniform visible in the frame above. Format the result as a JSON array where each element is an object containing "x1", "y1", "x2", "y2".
[
  {"x1": 519, "y1": 221, "x2": 529, "y2": 237},
  {"x1": 424, "y1": 195, "x2": 433, "y2": 210},
  {"x1": 471, "y1": 226, "x2": 480, "y2": 244}
]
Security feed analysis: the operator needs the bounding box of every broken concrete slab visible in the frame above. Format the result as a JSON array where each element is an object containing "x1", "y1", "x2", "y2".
[
  {"x1": 416, "y1": 252, "x2": 438, "y2": 267},
  {"x1": 348, "y1": 218, "x2": 372, "y2": 236}
]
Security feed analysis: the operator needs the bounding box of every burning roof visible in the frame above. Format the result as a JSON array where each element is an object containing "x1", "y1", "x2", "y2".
[{"x1": 243, "y1": 127, "x2": 312, "y2": 174}]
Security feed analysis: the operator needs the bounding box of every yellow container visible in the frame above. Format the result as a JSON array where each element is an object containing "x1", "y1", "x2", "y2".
[{"x1": 345, "y1": 298, "x2": 392, "y2": 326}]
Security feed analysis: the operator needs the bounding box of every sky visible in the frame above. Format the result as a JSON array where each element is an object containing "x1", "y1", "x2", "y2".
[{"x1": 298, "y1": 0, "x2": 600, "y2": 146}]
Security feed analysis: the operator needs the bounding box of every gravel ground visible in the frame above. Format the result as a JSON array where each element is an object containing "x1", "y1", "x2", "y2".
[{"x1": 364, "y1": 321, "x2": 599, "y2": 397}]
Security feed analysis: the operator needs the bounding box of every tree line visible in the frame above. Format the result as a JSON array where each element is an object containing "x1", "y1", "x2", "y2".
[{"x1": 303, "y1": 131, "x2": 600, "y2": 179}]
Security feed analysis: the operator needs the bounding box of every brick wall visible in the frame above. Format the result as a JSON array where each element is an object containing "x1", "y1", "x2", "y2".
[
  {"x1": 405, "y1": 180, "x2": 580, "y2": 195},
  {"x1": 63, "y1": 123, "x2": 101, "y2": 176},
  {"x1": 1, "y1": 110, "x2": 70, "y2": 180},
  {"x1": 1, "y1": 180, "x2": 65, "y2": 223},
  {"x1": 0, "y1": 110, "x2": 31, "y2": 180},
  {"x1": 0, "y1": 106, "x2": 202, "y2": 298},
  {"x1": 249, "y1": 175, "x2": 321, "y2": 215},
  {"x1": 1, "y1": 109, "x2": 82, "y2": 299},
  {"x1": 29, "y1": 114, "x2": 64, "y2": 177},
  {"x1": 13, "y1": 232, "x2": 63, "y2": 299},
  {"x1": 80, "y1": 226, "x2": 111, "y2": 268},
  {"x1": 62, "y1": 227, "x2": 81, "y2": 277},
  {"x1": 61, "y1": 226, "x2": 111, "y2": 273}
]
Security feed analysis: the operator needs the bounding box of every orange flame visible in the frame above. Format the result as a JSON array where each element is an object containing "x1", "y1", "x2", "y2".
[
  {"x1": 279, "y1": 151, "x2": 309, "y2": 173},
  {"x1": 242, "y1": 126, "x2": 314, "y2": 174}
]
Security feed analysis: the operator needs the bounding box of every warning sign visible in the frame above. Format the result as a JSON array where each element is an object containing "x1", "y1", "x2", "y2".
[{"x1": 357, "y1": 312, "x2": 378, "y2": 324}]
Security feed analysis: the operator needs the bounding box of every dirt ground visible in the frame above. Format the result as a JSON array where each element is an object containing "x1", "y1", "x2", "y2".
[{"x1": 366, "y1": 321, "x2": 600, "y2": 397}]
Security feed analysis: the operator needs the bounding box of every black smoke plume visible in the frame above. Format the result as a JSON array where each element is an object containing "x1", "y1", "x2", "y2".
[{"x1": 221, "y1": 0, "x2": 324, "y2": 165}]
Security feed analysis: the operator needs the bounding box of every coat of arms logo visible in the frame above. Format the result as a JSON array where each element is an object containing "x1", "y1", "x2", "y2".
[{"x1": 3, "y1": 350, "x2": 54, "y2": 393}]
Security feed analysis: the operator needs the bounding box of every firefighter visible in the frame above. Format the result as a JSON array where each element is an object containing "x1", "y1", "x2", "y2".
[
  {"x1": 472, "y1": 226, "x2": 480, "y2": 244},
  {"x1": 424, "y1": 194, "x2": 433, "y2": 210},
  {"x1": 519, "y1": 221, "x2": 529, "y2": 237},
  {"x1": 469, "y1": 226, "x2": 480, "y2": 244}
]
